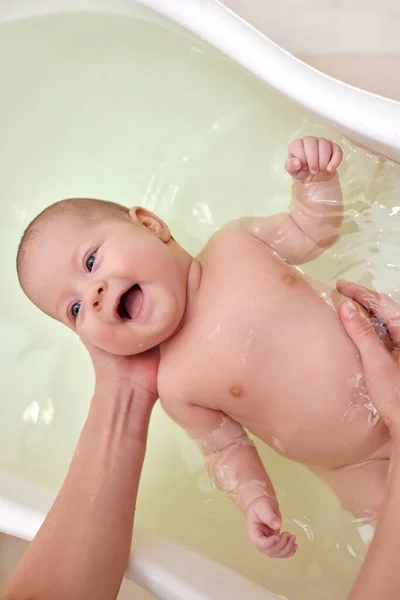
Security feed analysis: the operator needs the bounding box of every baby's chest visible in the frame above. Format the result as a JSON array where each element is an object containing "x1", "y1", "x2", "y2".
[
  {"x1": 161, "y1": 244, "x2": 316, "y2": 405},
  {"x1": 159, "y1": 302, "x2": 273, "y2": 418}
]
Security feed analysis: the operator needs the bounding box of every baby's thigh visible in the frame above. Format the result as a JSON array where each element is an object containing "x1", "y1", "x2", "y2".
[{"x1": 317, "y1": 458, "x2": 390, "y2": 519}]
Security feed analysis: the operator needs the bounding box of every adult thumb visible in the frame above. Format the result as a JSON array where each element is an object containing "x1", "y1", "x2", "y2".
[
  {"x1": 340, "y1": 301, "x2": 386, "y2": 358},
  {"x1": 339, "y1": 301, "x2": 400, "y2": 429}
]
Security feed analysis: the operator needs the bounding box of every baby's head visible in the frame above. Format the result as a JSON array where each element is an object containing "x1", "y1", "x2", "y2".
[{"x1": 17, "y1": 198, "x2": 190, "y2": 355}]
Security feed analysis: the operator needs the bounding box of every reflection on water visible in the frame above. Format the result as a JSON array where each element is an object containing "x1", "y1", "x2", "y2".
[{"x1": 0, "y1": 11, "x2": 399, "y2": 600}]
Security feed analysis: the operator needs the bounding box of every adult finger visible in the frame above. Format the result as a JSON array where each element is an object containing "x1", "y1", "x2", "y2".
[
  {"x1": 339, "y1": 301, "x2": 400, "y2": 430},
  {"x1": 337, "y1": 280, "x2": 400, "y2": 346},
  {"x1": 82, "y1": 341, "x2": 108, "y2": 371}
]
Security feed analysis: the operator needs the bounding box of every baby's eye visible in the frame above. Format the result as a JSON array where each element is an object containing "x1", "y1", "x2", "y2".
[
  {"x1": 86, "y1": 252, "x2": 97, "y2": 272},
  {"x1": 71, "y1": 301, "x2": 81, "y2": 319}
]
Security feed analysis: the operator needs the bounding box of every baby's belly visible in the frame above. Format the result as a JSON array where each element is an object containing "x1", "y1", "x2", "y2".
[{"x1": 212, "y1": 271, "x2": 390, "y2": 469}]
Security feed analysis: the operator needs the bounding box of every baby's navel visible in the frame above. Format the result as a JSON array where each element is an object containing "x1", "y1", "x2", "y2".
[{"x1": 229, "y1": 384, "x2": 243, "y2": 398}]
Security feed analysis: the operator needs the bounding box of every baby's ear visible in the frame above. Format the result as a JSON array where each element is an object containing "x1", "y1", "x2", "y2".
[{"x1": 129, "y1": 206, "x2": 171, "y2": 242}]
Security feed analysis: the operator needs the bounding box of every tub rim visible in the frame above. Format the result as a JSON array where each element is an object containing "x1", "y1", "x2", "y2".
[
  {"x1": 0, "y1": 470, "x2": 278, "y2": 599},
  {"x1": 0, "y1": 1, "x2": 392, "y2": 598},
  {"x1": 1, "y1": 0, "x2": 399, "y2": 162}
]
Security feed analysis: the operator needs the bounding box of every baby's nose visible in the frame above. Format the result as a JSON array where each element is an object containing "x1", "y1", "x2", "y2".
[{"x1": 87, "y1": 281, "x2": 108, "y2": 311}]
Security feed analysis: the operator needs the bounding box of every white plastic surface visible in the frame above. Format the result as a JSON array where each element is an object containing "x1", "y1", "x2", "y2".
[
  {"x1": 0, "y1": 1, "x2": 396, "y2": 599},
  {"x1": 0, "y1": 470, "x2": 277, "y2": 599},
  {"x1": 1, "y1": 0, "x2": 399, "y2": 161}
]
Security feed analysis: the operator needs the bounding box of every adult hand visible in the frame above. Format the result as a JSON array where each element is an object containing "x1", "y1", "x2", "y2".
[
  {"x1": 338, "y1": 280, "x2": 400, "y2": 600},
  {"x1": 87, "y1": 343, "x2": 160, "y2": 399},
  {"x1": 1, "y1": 344, "x2": 160, "y2": 600},
  {"x1": 337, "y1": 280, "x2": 400, "y2": 435}
]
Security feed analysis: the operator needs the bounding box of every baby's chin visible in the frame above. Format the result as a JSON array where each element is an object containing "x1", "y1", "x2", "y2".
[
  {"x1": 82, "y1": 332, "x2": 162, "y2": 357},
  {"x1": 88, "y1": 339, "x2": 153, "y2": 357},
  {"x1": 80, "y1": 312, "x2": 184, "y2": 356}
]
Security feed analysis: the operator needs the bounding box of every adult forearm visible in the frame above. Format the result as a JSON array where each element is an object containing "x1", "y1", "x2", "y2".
[
  {"x1": 1, "y1": 383, "x2": 154, "y2": 600},
  {"x1": 349, "y1": 450, "x2": 400, "y2": 600}
]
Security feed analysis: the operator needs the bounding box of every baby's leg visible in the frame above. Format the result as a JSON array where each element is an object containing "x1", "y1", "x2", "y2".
[{"x1": 315, "y1": 459, "x2": 390, "y2": 520}]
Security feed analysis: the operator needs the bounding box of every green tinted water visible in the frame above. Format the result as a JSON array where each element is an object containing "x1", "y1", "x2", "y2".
[{"x1": 1, "y1": 11, "x2": 399, "y2": 600}]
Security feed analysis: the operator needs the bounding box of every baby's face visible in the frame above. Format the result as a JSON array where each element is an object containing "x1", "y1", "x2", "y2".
[{"x1": 23, "y1": 209, "x2": 188, "y2": 355}]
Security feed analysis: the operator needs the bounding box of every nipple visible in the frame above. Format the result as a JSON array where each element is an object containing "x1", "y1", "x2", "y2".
[
  {"x1": 282, "y1": 274, "x2": 298, "y2": 286},
  {"x1": 230, "y1": 384, "x2": 243, "y2": 397}
]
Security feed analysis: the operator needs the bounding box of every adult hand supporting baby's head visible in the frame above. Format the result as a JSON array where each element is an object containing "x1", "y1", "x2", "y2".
[
  {"x1": 85, "y1": 342, "x2": 160, "y2": 404},
  {"x1": 337, "y1": 280, "x2": 400, "y2": 438}
]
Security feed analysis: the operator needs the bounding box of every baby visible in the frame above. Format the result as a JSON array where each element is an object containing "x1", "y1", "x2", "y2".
[{"x1": 17, "y1": 137, "x2": 391, "y2": 560}]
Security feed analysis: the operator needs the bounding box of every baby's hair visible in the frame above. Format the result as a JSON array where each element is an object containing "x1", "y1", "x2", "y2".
[{"x1": 17, "y1": 197, "x2": 129, "y2": 289}]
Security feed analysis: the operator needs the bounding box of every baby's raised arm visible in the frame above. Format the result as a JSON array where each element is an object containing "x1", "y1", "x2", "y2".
[
  {"x1": 231, "y1": 136, "x2": 343, "y2": 265},
  {"x1": 163, "y1": 400, "x2": 297, "y2": 558}
]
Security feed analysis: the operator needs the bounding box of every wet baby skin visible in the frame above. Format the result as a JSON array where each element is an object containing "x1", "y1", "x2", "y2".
[{"x1": 19, "y1": 137, "x2": 390, "y2": 559}]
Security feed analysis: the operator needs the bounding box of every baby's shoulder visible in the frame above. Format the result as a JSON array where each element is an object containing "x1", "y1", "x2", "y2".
[
  {"x1": 157, "y1": 352, "x2": 201, "y2": 419},
  {"x1": 196, "y1": 219, "x2": 253, "y2": 260},
  {"x1": 158, "y1": 325, "x2": 219, "y2": 417}
]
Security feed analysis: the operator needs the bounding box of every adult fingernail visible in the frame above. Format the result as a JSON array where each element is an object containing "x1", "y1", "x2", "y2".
[{"x1": 341, "y1": 301, "x2": 358, "y2": 319}]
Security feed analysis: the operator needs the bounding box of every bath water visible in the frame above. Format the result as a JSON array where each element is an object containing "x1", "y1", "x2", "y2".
[{"x1": 0, "y1": 11, "x2": 399, "y2": 600}]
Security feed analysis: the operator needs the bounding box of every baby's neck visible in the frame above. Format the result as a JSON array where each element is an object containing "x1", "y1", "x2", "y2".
[
  {"x1": 160, "y1": 253, "x2": 202, "y2": 352},
  {"x1": 177, "y1": 255, "x2": 203, "y2": 332},
  {"x1": 185, "y1": 257, "x2": 203, "y2": 306}
]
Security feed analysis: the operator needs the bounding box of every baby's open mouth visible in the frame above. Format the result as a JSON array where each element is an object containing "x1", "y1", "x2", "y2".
[{"x1": 117, "y1": 284, "x2": 143, "y2": 321}]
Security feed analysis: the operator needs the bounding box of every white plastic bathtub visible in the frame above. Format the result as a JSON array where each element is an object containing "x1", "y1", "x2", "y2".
[{"x1": 1, "y1": 1, "x2": 399, "y2": 599}]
